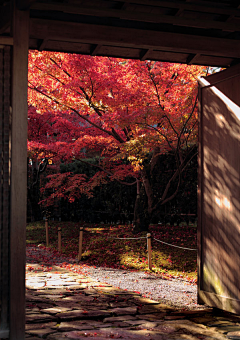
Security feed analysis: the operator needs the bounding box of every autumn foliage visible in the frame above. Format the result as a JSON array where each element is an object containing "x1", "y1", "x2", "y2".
[{"x1": 28, "y1": 51, "x2": 205, "y2": 229}]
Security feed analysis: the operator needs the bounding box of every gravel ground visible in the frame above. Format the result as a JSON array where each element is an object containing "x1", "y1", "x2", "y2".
[
  {"x1": 26, "y1": 246, "x2": 208, "y2": 311},
  {"x1": 84, "y1": 266, "x2": 205, "y2": 310}
]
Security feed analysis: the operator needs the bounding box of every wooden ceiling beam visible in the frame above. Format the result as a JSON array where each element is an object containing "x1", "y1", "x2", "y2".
[
  {"x1": 0, "y1": 3, "x2": 11, "y2": 34},
  {"x1": 29, "y1": 18, "x2": 240, "y2": 59},
  {"x1": 16, "y1": 0, "x2": 36, "y2": 10},
  {"x1": 31, "y1": 3, "x2": 240, "y2": 31},
  {"x1": 0, "y1": 36, "x2": 13, "y2": 45},
  {"x1": 111, "y1": 0, "x2": 240, "y2": 17}
]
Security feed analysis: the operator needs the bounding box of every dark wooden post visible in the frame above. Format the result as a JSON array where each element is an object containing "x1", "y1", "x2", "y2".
[
  {"x1": 147, "y1": 233, "x2": 152, "y2": 271},
  {"x1": 9, "y1": 5, "x2": 29, "y2": 340},
  {"x1": 58, "y1": 227, "x2": 62, "y2": 252},
  {"x1": 45, "y1": 219, "x2": 49, "y2": 246},
  {"x1": 78, "y1": 227, "x2": 83, "y2": 262}
]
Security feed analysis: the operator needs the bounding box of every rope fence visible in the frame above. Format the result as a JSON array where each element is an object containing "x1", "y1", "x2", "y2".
[
  {"x1": 153, "y1": 237, "x2": 197, "y2": 251},
  {"x1": 44, "y1": 221, "x2": 197, "y2": 271},
  {"x1": 107, "y1": 236, "x2": 146, "y2": 240}
]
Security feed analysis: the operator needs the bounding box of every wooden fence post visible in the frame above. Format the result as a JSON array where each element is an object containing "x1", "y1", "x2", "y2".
[
  {"x1": 147, "y1": 233, "x2": 152, "y2": 270},
  {"x1": 58, "y1": 227, "x2": 62, "y2": 252},
  {"x1": 78, "y1": 227, "x2": 83, "y2": 262},
  {"x1": 45, "y1": 219, "x2": 49, "y2": 246}
]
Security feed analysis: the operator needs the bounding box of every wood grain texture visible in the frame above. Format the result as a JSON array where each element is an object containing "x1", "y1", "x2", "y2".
[
  {"x1": 9, "y1": 6, "x2": 29, "y2": 340},
  {"x1": 29, "y1": 18, "x2": 240, "y2": 59},
  {"x1": 198, "y1": 68, "x2": 240, "y2": 313}
]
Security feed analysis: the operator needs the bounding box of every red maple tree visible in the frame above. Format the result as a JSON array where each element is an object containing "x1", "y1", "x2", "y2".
[{"x1": 28, "y1": 51, "x2": 205, "y2": 230}]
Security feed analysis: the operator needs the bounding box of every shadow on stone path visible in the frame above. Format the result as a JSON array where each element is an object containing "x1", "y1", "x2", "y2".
[{"x1": 25, "y1": 262, "x2": 240, "y2": 340}]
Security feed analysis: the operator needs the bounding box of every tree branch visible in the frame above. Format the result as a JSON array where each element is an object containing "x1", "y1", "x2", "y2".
[
  {"x1": 152, "y1": 148, "x2": 197, "y2": 211},
  {"x1": 28, "y1": 81, "x2": 125, "y2": 143},
  {"x1": 75, "y1": 158, "x2": 137, "y2": 186}
]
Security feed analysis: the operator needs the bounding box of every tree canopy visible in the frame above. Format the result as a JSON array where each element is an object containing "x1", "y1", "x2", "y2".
[{"x1": 28, "y1": 51, "x2": 205, "y2": 229}]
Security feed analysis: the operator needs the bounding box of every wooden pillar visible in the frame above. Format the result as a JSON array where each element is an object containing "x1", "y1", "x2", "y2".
[
  {"x1": 9, "y1": 5, "x2": 29, "y2": 340},
  {"x1": 0, "y1": 45, "x2": 11, "y2": 340}
]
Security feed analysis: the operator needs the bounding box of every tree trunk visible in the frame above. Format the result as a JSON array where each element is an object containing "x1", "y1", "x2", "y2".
[
  {"x1": 28, "y1": 185, "x2": 42, "y2": 221},
  {"x1": 132, "y1": 179, "x2": 150, "y2": 233},
  {"x1": 27, "y1": 158, "x2": 45, "y2": 221}
]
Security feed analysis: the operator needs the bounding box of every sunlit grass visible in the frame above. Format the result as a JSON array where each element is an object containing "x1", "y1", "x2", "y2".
[{"x1": 26, "y1": 221, "x2": 197, "y2": 282}]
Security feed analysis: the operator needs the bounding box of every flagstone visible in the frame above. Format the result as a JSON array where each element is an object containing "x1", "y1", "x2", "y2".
[
  {"x1": 60, "y1": 328, "x2": 165, "y2": 339},
  {"x1": 135, "y1": 312, "x2": 169, "y2": 321},
  {"x1": 38, "y1": 294, "x2": 63, "y2": 300},
  {"x1": 85, "y1": 321, "x2": 113, "y2": 328},
  {"x1": 216, "y1": 326, "x2": 240, "y2": 334},
  {"x1": 26, "y1": 314, "x2": 57, "y2": 323},
  {"x1": 103, "y1": 315, "x2": 137, "y2": 322},
  {"x1": 110, "y1": 306, "x2": 137, "y2": 315},
  {"x1": 57, "y1": 309, "x2": 111, "y2": 320},
  {"x1": 190, "y1": 316, "x2": 217, "y2": 324},
  {"x1": 26, "y1": 295, "x2": 50, "y2": 303},
  {"x1": 26, "y1": 282, "x2": 46, "y2": 289},
  {"x1": 57, "y1": 322, "x2": 95, "y2": 332},
  {"x1": 154, "y1": 324, "x2": 177, "y2": 333},
  {"x1": 90, "y1": 281, "x2": 112, "y2": 285},
  {"x1": 171, "y1": 309, "x2": 212, "y2": 317},
  {"x1": 37, "y1": 303, "x2": 56, "y2": 309},
  {"x1": 109, "y1": 301, "x2": 130, "y2": 308},
  {"x1": 83, "y1": 288, "x2": 98, "y2": 295},
  {"x1": 61, "y1": 295, "x2": 94, "y2": 302},
  {"x1": 26, "y1": 328, "x2": 56, "y2": 338},
  {"x1": 163, "y1": 319, "x2": 228, "y2": 339},
  {"x1": 111, "y1": 321, "x2": 130, "y2": 327},
  {"x1": 227, "y1": 331, "x2": 240, "y2": 337},
  {"x1": 208, "y1": 321, "x2": 236, "y2": 327},
  {"x1": 42, "y1": 306, "x2": 73, "y2": 314},
  {"x1": 77, "y1": 302, "x2": 109, "y2": 309},
  {"x1": 165, "y1": 315, "x2": 186, "y2": 320},
  {"x1": 47, "y1": 280, "x2": 78, "y2": 286},
  {"x1": 26, "y1": 322, "x2": 57, "y2": 330},
  {"x1": 130, "y1": 297, "x2": 160, "y2": 305},
  {"x1": 24, "y1": 255, "x2": 236, "y2": 340},
  {"x1": 94, "y1": 287, "x2": 140, "y2": 296},
  {"x1": 137, "y1": 304, "x2": 173, "y2": 314},
  {"x1": 124, "y1": 319, "x2": 158, "y2": 328},
  {"x1": 26, "y1": 309, "x2": 40, "y2": 314},
  {"x1": 54, "y1": 301, "x2": 82, "y2": 309},
  {"x1": 35, "y1": 289, "x2": 68, "y2": 295},
  {"x1": 47, "y1": 333, "x2": 104, "y2": 340}
]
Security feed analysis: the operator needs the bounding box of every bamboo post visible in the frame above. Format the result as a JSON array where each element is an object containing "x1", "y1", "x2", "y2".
[
  {"x1": 78, "y1": 226, "x2": 83, "y2": 262},
  {"x1": 45, "y1": 219, "x2": 49, "y2": 246},
  {"x1": 58, "y1": 226, "x2": 62, "y2": 252},
  {"x1": 147, "y1": 233, "x2": 152, "y2": 270}
]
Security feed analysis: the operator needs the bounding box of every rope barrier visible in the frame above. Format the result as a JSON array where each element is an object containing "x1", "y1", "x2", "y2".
[
  {"x1": 107, "y1": 236, "x2": 146, "y2": 240},
  {"x1": 153, "y1": 237, "x2": 197, "y2": 251},
  {"x1": 86, "y1": 230, "x2": 196, "y2": 249},
  {"x1": 74, "y1": 226, "x2": 197, "y2": 260}
]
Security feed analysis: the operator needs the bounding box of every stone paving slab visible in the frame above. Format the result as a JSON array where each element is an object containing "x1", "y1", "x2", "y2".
[{"x1": 25, "y1": 262, "x2": 240, "y2": 340}]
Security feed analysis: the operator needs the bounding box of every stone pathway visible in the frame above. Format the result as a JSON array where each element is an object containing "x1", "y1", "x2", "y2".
[{"x1": 26, "y1": 262, "x2": 240, "y2": 340}]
